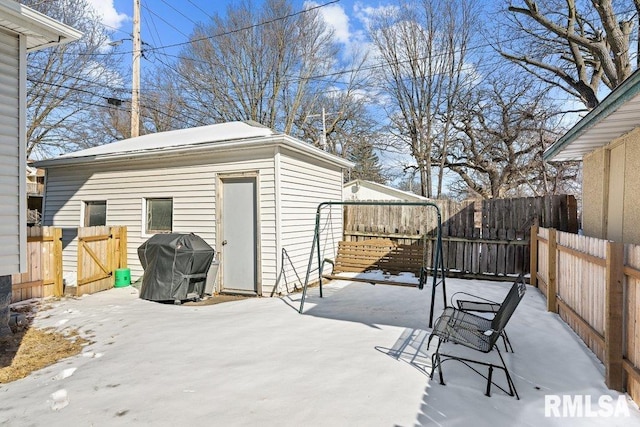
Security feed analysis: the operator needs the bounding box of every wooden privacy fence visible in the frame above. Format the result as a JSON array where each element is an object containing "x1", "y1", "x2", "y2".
[
  {"x1": 11, "y1": 226, "x2": 128, "y2": 302},
  {"x1": 343, "y1": 195, "x2": 577, "y2": 279},
  {"x1": 531, "y1": 226, "x2": 640, "y2": 406},
  {"x1": 10, "y1": 226, "x2": 63, "y2": 302}
]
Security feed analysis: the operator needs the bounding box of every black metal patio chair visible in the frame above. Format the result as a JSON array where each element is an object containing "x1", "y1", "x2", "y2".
[
  {"x1": 428, "y1": 276, "x2": 527, "y2": 399},
  {"x1": 449, "y1": 275, "x2": 526, "y2": 353}
]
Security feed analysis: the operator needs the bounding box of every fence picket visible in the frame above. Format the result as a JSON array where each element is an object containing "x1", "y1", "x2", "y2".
[
  {"x1": 533, "y1": 227, "x2": 640, "y2": 404},
  {"x1": 342, "y1": 195, "x2": 576, "y2": 279}
]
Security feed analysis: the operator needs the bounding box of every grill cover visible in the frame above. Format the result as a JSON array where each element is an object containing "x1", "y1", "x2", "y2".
[{"x1": 138, "y1": 233, "x2": 215, "y2": 302}]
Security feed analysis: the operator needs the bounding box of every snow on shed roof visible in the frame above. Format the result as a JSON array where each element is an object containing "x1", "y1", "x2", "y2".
[
  {"x1": 36, "y1": 121, "x2": 354, "y2": 169},
  {"x1": 344, "y1": 179, "x2": 429, "y2": 201},
  {"x1": 58, "y1": 121, "x2": 274, "y2": 158}
]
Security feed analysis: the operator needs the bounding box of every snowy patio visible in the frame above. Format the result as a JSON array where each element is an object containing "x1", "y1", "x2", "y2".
[{"x1": 1, "y1": 277, "x2": 638, "y2": 426}]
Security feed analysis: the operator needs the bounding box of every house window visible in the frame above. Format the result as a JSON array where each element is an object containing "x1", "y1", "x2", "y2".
[
  {"x1": 146, "y1": 198, "x2": 173, "y2": 233},
  {"x1": 84, "y1": 201, "x2": 106, "y2": 226}
]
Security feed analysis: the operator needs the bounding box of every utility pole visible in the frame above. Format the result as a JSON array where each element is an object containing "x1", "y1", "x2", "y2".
[
  {"x1": 131, "y1": 0, "x2": 141, "y2": 138},
  {"x1": 308, "y1": 107, "x2": 340, "y2": 151},
  {"x1": 321, "y1": 107, "x2": 326, "y2": 150}
]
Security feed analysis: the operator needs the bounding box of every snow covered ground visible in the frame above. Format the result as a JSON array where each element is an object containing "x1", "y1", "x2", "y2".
[{"x1": 0, "y1": 276, "x2": 638, "y2": 426}]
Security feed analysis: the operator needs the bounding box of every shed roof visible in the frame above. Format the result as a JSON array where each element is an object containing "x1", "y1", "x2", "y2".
[
  {"x1": 343, "y1": 179, "x2": 428, "y2": 201},
  {"x1": 0, "y1": 0, "x2": 82, "y2": 51},
  {"x1": 544, "y1": 69, "x2": 640, "y2": 162},
  {"x1": 34, "y1": 121, "x2": 354, "y2": 169}
]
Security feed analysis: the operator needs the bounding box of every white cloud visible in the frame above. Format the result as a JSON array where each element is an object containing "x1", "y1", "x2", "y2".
[
  {"x1": 306, "y1": 1, "x2": 375, "y2": 65},
  {"x1": 353, "y1": 3, "x2": 398, "y2": 29},
  {"x1": 317, "y1": 3, "x2": 350, "y2": 45},
  {"x1": 86, "y1": 0, "x2": 129, "y2": 30}
]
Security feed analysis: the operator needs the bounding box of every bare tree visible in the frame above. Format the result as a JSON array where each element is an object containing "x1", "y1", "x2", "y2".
[
  {"x1": 174, "y1": 0, "x2": 339, "y2": 133},
  {"x1": 368, "y1": 0, "x2": 478, "y2": 198},
  {"x1": 294, "y1": 53, "x2": 381, "y2": 157},
  {"x1": 443, "y1": 79, "x2": 578, "y2": 199},
  {"x1": 499, "y1": 0, "x2": 639, "y2": 109},
  {"x1": 22, "y1": 0, "x2": 123, "y2": 159}
]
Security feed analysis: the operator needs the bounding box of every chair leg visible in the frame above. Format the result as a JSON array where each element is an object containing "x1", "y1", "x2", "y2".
[
  {"x1": 496, "y1": 347, "x2": 519, "y2": 400},
  {"x1": 485, "y1": 365, "x2": 493, "y2": 397},
  {"x1": 501, "y1": 331, "x2": 514, "y2": 353},
  {"x1": 430, "y1": 340, "x2": 445, "y2": 385}
]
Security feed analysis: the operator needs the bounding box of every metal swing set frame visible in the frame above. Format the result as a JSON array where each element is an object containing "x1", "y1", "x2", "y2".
[{"x1": 297, "y1": 201, "x2": 447, "y2": 328}]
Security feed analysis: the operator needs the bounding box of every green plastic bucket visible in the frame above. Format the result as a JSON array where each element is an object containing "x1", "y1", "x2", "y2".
[{"x1": 114, "y1": 268, "x2": 131, "y2": 288}]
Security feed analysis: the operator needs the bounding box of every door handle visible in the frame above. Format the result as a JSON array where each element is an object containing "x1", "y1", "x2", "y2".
[{"x1": 222, "y1": 240, "x2": 228, "y2": 246}]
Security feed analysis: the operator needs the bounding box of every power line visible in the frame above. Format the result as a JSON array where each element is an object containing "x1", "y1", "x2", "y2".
[
  {"x1": 79, "y1": 0, "x2": 340, "y2": 57},
  {"x1": 185, "y1": 0, "x2": 215, "y2": 21},
  {"x1": 28, "y1": 64, "x2": 132, "y2": 93},
  {"x1": 140, "y1": 1, "x2": 190, "y2": 39},
  {"x1": 147, "y1": 0, "x2": 340, "y2": 52},
  {"x1": 158, "y1": 0, "x2": 202, "y2": 27},
  {"x1": 147, "y1": 31, "x2": 520, "y2": 89},
  {"x1": 26, "y1": 76, "x2": 208, "y2": 128}
]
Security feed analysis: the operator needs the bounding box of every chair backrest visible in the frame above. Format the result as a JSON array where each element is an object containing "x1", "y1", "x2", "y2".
[{"x1": 490, "y1": 275, "x2": 527, "y2": 335}]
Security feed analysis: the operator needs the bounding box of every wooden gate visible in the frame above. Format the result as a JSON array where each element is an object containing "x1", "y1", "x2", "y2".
[{"x1": 75, "y1": 226, "x2": 127, "y2": 296}]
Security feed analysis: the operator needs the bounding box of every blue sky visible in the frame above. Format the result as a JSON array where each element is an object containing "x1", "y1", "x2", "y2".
[{"x1": 92, "y1": 1, "x2": 370, "y2": 62}]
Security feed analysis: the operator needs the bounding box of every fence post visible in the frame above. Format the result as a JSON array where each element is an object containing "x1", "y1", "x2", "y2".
[
  {"x1": 605, "y1": 241, "x2": 624, "y2": 391},
  {"x1": 119, "y1": 226, "x2": 128, "y2": 268},
  {"x1": 53, "y1": 227, "x2": 63, "y2": 297},
  {"x1": 530, "y1": 224, "x2": 539, "y2": 287},
  {"x1": 547, "y1": 228, "x2": 557, "y2": 312}
]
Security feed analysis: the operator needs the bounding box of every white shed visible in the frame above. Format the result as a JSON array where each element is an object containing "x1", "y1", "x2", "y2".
[
  {"x1": 35, "y1": 121, "x2": 353, "y2": 296},
  {"x1": 343, "y1": 179, "x2": 428, "y2": 201}
]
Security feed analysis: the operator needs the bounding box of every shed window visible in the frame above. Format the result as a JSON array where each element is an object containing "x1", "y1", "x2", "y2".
[
  {"x1": 146, "y1": 198, "x2": 173, "y2": 233},
  {"x1": 84, "y1": 201, "x2": 106, "y2": 227}
]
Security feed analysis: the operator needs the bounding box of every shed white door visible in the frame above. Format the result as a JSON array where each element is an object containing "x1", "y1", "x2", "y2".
[{"x1": 221, "y1": 177, "x2": 257, "y2": 294}]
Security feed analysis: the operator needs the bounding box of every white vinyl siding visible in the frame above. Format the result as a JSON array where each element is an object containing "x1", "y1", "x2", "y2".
[
  {"x1": 40, "y1": 137, "x2": 347, "y2": 295},
  {"x1": 43, "y1": 152, "x2": 277, "y2": 287},
  {"x1": 277, "y1": 150, "x2": 344, "y2": 290},
  {"x1": 0, "y1": 29, "x2": 22, "y2": 276}
]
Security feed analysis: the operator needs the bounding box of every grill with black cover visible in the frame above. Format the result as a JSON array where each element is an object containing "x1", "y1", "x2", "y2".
[{"x1": 138, "y1": 233, "x2": 215, "y2": 303}]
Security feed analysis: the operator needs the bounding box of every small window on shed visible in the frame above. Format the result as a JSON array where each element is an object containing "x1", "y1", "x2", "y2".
[
  {"x1": 84, "y1": 201, "x2": 106, "y2": 227},
  {"x1": 146, "y1": 198, "x2": 173, "y2": 233}
]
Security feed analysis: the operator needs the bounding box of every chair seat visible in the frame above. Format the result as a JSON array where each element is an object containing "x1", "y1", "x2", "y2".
[{"x1": 431, "y1": 307, "x2": 493, "y2": 353}]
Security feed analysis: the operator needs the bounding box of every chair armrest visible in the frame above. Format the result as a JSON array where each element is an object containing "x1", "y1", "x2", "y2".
[
  {"x1": 321, "y1": 258, "x2": 334, "y2": 275},
  {"x1": 457, "y1": 300, "x2": 502, "y2": 314},
  {"x1": 451, "y1": 291, "x2": 499, "y2": 309}
]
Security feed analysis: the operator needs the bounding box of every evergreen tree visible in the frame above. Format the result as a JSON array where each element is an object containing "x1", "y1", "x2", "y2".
[{"x1": 347, "y1": 141, "x2": 385, "y2": 183}]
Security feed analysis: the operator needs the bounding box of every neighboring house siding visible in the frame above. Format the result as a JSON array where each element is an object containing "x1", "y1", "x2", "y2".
[
  {"x1": 582, "y1": 149, "x2": 606, "y2": 239},
  {"x1": 582, "y1": 128, "x2": 640, "y2": 244},
  {"x1": 624, "y1": 131, "x2": 640, "y2": 243},
  {"x1": 43, "y1": 152, "x2": 276, "y2": 286},
  {"x1": 0, "y1": 29, "x2": 21, "y2": 276},
  {"x1": 278, "y1": 150, "x2": 343, "y2": 290}
]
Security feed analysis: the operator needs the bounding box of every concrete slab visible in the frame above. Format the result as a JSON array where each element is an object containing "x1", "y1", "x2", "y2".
[{"x1": 0, "y1": 278, "x2": 638, "y2": 426}]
